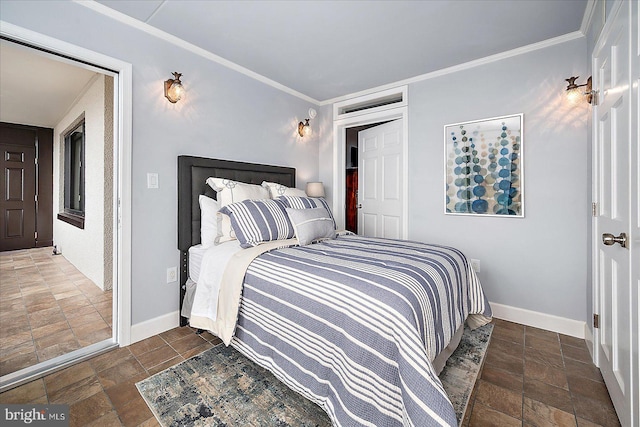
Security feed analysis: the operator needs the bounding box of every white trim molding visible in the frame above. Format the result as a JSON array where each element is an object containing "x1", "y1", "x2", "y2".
[
  {"x1": 130, "y1": 311, "x2": 180, "y2": 344},
  {"x1": 321, "y1": 31, "x2": 584, "y2": 106},
  {"x1": 75, "y1": 0, "x2": 319, "y2": 104},
  {"x1": 76, "y1": 1, "x2": 584, "y2": 107},
  {"x1": 490, "y1": 302, "x2": 587, "y2": 339}
]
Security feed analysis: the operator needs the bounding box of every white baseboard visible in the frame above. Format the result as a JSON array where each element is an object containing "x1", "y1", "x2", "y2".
[
  {"x1": 129, "y1": 304, "x2": 586, "y2": 344},
  {"x1": 490, "y1": 302, "x2": 586, "y2": 339},
  {"x1": 130, "y1": 310, "x2": 180, "y2": 344}
]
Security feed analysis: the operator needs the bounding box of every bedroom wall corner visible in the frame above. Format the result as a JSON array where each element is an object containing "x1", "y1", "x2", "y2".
[{"x1": 317, "y1": 103, "x2": 335, "y2": 208}]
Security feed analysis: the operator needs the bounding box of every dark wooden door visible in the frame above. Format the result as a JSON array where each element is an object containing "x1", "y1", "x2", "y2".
[{"x1": 0, "y1": 143, "x2": 37, "y2": 251}]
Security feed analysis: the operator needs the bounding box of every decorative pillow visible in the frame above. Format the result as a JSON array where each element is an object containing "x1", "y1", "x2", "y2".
[
  {"x1": 286, "y1": 208, "x2": 336, "y2": 246},
  {"x1": 261, "y1": 181, "x2": 307, "y2": 199},
  {"x1": 219, "y1": 199, "x2": 295, "y2": 248},
  {"x1": 206, "y1": 177, "x2": 269, "y2": 206},
  {"x1": 276, "y1": 196, "x2": 336, "y2": 229},
  {"x1": 206, "y1": 177, "x2": 270, "y2": 244},
  {"x1": 199, "y1": 195, "x2": 220, "y2": 248}
]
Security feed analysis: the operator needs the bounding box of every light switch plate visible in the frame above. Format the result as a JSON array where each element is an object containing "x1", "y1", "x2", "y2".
[{"x1": 147, "y1": 173, "x2": 159, "y2": 189}]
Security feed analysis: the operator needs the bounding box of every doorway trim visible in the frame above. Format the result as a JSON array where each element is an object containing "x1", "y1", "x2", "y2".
[
  {"x1": 0, "y1": 21, "x2": 132, "y2": 380},
  {"x1": 332, "y1": 87, "x2": 408, "y2": 238}
]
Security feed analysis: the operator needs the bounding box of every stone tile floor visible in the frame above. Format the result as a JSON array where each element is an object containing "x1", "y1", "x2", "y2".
[
  {"x1": 462, "y1": 319, "x2": 620, "y2": 426},
  {"x1": 0, "y1": 317, "x2": 621, "y2": 426},
  {"x1": 0, "y1": 247, "x2": 112, "y2": 376}
]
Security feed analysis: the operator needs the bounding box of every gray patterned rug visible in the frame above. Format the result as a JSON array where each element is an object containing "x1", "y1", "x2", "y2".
[{"x1": 137, "y1": 323, "x2": 493, "y2": 427}]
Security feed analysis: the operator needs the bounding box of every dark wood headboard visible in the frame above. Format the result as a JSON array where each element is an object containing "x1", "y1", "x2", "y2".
[{"x1": 177, "y1": 155, "x2": 296, "y2": 325}]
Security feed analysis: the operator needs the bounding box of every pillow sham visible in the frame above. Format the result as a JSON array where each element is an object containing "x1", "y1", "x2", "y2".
[
  {"x1": 206, "y1": 177, "x2": 269, "y2": 206},
  {"x1": 286, "y1": 207, "x2": 336, "y2": 246},
  {"x1": 199, "y1": 195, "x2": 220, "y2": 248},
  {"x1": 276, "y1": 196, "x2": 336, "y2": 229},
  {"x1": 206, "y1": 177, "x2": 270, "y2": 244},
  {"x1": 261, "y1": 181, "x2": 307, "y2": 199},
  {"x1": 218, "y1": 199, "x2": 295, "y2": 248}
]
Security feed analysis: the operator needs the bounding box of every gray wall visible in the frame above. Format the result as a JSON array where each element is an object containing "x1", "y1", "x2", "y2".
[
  {"x1": 1, "y1": 1, "x2": 321, "y2": 325},
  {"x1": 406, "y1": 38, "x2": 589, "y2": 322}
]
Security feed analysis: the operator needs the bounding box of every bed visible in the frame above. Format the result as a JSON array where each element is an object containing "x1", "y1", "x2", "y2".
[{"x1": 177, "y1": 155, "x2": 492, "y2": 427}]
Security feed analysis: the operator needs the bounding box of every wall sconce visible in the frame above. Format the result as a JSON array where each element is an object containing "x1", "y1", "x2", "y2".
[
  {"x1": 298, "y1": 108, "x2": 317, "y2": 137},
  {"x1": 164, "y1": 72, "x2": 185, "y2": 103},
  {"x1": 306, "y1": 182, "x2": 325, "y2": 198},
  {"x1": 565, "y1": 76, "x2": 594, "y2": 105},
  {"x1": 298, "y1": 119, "x2": 311, "y2": 137}
]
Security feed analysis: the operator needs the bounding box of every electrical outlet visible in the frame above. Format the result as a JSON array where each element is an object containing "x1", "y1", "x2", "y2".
[
  {"x1": 470, "y1": 259, "x2": 481, "y2": 272},
  {"x1": 166, "y1": 266, "x2": 177, "y2": 283}
]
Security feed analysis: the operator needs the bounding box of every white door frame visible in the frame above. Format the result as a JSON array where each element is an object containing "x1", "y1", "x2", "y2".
[
  {"x1": 0, "y1": 21, "x2": 132, "y2": 388},
  {"x1": 332, "y1": 106, "x2": 408, "y2": 239}
]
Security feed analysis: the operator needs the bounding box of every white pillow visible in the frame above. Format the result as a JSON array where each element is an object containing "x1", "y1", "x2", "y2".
[
  {"x1": 206, "y1": 177, "x2": 269, "y2": 206},
  {"x1": 261, "y1": 181, "x2": 307, "y2": 199},
  {"x1": 286, "y1": 207, "x2": 336, "y2": 246},
  {"x1": 206, "y1": 177, "x2": 270, "y2": 244},
  {"x1": 199, "y1": 195, "x2": 220, "y2": 248},
  {"x1": 215, "y1": 212, "x2": 235, "y2": 244}
]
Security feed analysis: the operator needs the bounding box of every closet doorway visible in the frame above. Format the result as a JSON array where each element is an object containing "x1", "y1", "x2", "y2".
[
  {"x1": 333, "y1": 87, "x2": 408, "y2": 239},
  {"x1": 344, "y1": 120, "x2": 393, "y2": 234},
  {"x1": 0, "y1": 27, "x2": 132, "y2": 391}
]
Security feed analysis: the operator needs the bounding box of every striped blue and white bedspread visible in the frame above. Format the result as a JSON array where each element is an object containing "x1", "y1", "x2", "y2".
[{"x1": 231, "y1": 235, "x2": 492, "y2": 427}]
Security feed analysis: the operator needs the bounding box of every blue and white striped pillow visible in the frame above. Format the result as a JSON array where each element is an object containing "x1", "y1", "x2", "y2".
[
  {"x1": 219, "y1": 199, "x2": 294, "y2": 248},
  {"x1": 276, "y1": 196, "x2": 336, "y2": 229}
]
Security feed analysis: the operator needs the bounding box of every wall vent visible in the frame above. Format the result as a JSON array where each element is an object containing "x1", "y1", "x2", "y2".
[{"x1": 334, "y1": 86, "x2": 407, "y2": 121}]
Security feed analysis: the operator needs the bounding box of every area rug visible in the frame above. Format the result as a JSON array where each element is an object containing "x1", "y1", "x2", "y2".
[{"x1": 137, "y1": 323, "x2": 493, "y2": 427}]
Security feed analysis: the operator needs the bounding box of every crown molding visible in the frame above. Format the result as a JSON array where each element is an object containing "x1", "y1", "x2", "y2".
[
  {"x1": 77, "y1": 1, "x2": 586, "y2": 107},
  {"x1": 320, "y1": 31, "x2": 585, "y2": 106},
  {"x1": 75, "y1": 0, "x2": 320, "y2": 105}
]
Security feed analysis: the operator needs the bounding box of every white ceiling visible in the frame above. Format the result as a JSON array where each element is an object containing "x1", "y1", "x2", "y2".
[
  {"x1": 0, "y1": 41, "x2": 99, "y2": 128},
  {"x1": 96, "y1": 0, "x2": 588, "y2": 102}
]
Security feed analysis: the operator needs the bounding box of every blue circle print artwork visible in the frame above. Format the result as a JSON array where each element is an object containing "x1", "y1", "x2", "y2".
[{"x1": 445, "y1": 114, "x2": 523, "y2": 217}]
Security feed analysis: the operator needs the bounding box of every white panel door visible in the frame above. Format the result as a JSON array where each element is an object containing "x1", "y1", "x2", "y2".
[
  {"x1": 593, "y1": 1, "x2": 636, "y2": 425},
  {"x1": 357, "y1": 120, "x2": 403, "y2": 238}
]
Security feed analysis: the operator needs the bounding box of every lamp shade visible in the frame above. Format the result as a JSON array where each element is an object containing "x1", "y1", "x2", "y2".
[{"x1": 306, "y1": 182, "x2": 325, "y2": 198}]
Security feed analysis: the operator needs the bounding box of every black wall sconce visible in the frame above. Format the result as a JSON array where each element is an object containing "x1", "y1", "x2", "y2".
[
  {"x1": 565, "y1": 76, "x2": 595, "y2": 105},
  {"x1": 164, "y1": 72, "x2": 185, "y2": 103}
]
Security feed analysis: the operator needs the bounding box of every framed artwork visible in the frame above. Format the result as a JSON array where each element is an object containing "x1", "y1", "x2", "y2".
[{"x1": 444, "y1": 113, "x2": 524, "y2": 217}]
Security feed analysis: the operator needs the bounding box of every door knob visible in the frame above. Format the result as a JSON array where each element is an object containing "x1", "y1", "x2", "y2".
[
  {"x1": 602, "y1": 232, "x2": 628, "y2": 248},
  {"x1": 356, "y1": 204, "x2": 362, "y2": 209}
]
